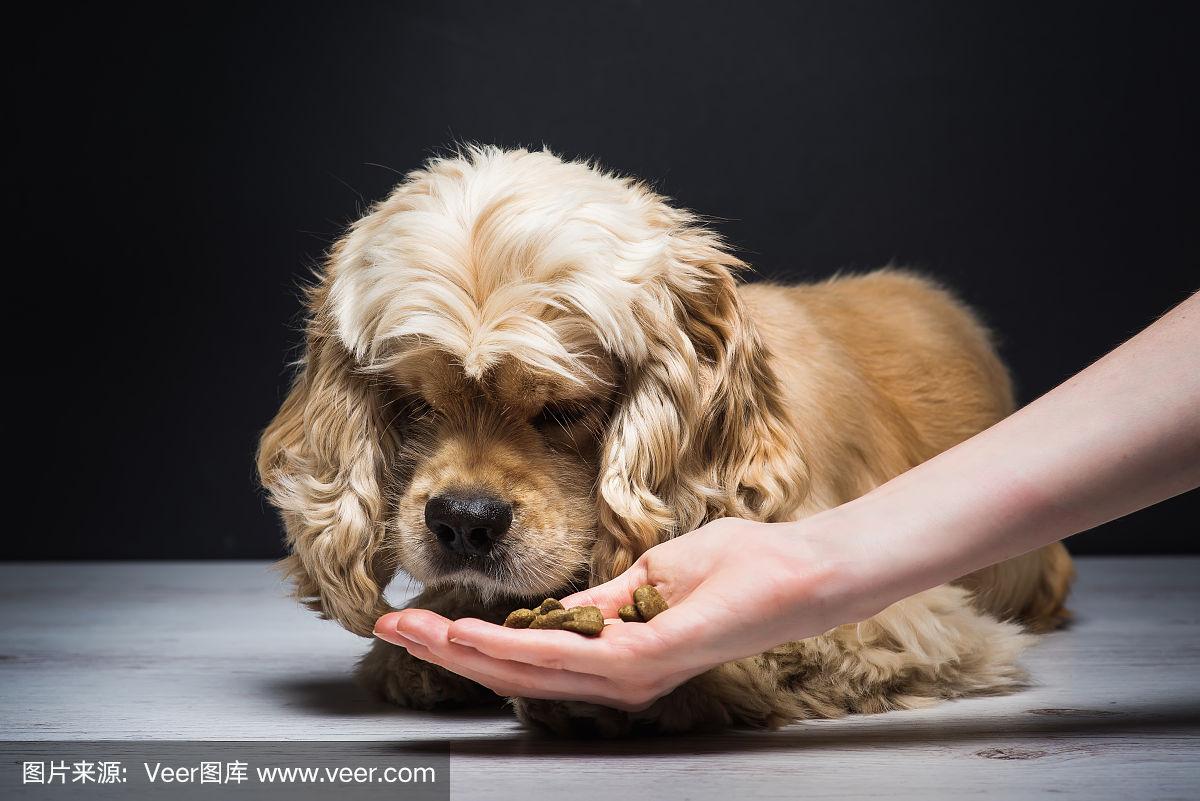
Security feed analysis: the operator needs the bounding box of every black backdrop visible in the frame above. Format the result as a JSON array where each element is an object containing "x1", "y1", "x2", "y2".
[{"x1": 8, "y1": 1, "x2": 1197, "y2": 559}]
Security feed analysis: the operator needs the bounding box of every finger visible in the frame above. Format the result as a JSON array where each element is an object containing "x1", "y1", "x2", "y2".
[
  {"x1": 376, "y1": 611, "x2": 527, "y2": 697},
  {"x1": 557, "y1": 562, "x2": 649, "y2": 615},
  {"x1": 386, "y1": 611, "x2": 701, "y2": 710},
  {"x1": 421, "y1": 637, "x2": 624, "y2": 703},
  {"x1": 376, "y1": 608, "x2": 454, "y2": 650},
  {"x1": 374, "y1": 610, "x2": 425, "y2": 647},
  {"x1": 398, "y1": 641, "x2": 522, "y2": 698},
  {"x1": 400, "y1": 635, "x2": 657, "y2": 708},
  {"x1": 451, "y1": 604, "x2": 714, "y2": 676},
  {"x1": 446, "y1": 615, "x2": 671, "y2": 676},
  {"x1": 384, "y1": 609, "x2": 653, "y2": 705},
  {"x1": 386, "y1": 608, "x2": 630, "y2": 682}
]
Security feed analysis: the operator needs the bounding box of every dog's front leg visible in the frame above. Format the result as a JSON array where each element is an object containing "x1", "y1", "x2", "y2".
[{"x1": 357, "y1": 587, "x2": 504, "y2": 710}]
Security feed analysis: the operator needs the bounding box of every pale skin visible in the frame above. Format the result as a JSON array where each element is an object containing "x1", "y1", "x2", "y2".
[{"x1": 375, "y1": 291, "x2": 1200, "y2": 712}]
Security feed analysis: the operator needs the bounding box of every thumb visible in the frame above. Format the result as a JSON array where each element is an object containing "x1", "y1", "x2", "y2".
[{"x1": 559, "y1": 561, "x2": 648, "y2": 617}]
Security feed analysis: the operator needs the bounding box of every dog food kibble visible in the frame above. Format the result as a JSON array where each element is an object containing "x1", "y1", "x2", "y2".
[
  {"x1": 502, "y1": 585, "x2": 669, "y2": 636},
  {"x1": 503, "y1": 608, "x2": 537, "y2": 628},
  {"x1": 633, "y1": 585, "x2": 669, "y2": 621},
  {"x1": 503, "y1": 598, "x2": 569, "y2": 629},
  {"x1": 536, "y1": 598, "x2": 564, "y2": 614},
  {"x1": 504, "y1": 604, "x2": 606, "y2": 636},
  {"x1": 617, "y1": 604, "x2": 642, "y2": 623},
  {"x1": 561, "y1": 606, "x2": 605, "y2": 636},
  {"x1": 529, "y1": 608, "x2": 573, "y2": 629}
]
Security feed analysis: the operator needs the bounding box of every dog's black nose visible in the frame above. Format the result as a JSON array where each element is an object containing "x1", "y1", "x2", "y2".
[{"x1": 425, "y1": 492, "x2": 513, "y2": 556}]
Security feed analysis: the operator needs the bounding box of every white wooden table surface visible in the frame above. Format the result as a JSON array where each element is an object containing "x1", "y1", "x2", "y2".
[{"x1": 2, "y1": 557, "x2": 1197, "y2": 800}]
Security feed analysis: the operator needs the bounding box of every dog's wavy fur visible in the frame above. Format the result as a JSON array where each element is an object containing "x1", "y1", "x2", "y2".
[{"x1": 258, "y1": 146, "x2": 1073, "y2": 735}]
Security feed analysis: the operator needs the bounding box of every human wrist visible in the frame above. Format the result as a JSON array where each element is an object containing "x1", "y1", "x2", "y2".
[
  {"x1": 818, "y1": 456, "x2": 1056, "y2": 617},
  {"x1": 816, "y1": 498, "x2": 918, "y2": 622},
  {"x1": 775, "y1": 479, "x2": 982, "y2": 630},
  {"x1": 766, "y1": 503, "x2": 908, "y2": 636}
]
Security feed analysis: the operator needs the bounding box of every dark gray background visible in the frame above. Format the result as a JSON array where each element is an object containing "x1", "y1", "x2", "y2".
[{"x1": 8, "y1": 1, "x2": 1197, "y2": 558}]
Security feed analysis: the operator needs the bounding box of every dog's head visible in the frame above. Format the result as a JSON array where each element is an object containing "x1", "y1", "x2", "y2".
[{"x1": 258, "y1": 147, "x2": 807, "y2": 635}]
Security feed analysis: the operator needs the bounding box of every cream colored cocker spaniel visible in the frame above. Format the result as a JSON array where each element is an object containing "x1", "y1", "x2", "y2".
[{"x1": 258, "y1": 146, "x2": 1072, "y2": 735}]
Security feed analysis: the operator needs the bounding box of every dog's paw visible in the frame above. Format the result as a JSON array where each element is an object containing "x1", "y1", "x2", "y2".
[
  {"x1": 358, "y1": 638, "x2": 492, "y2": 710},
  {"x1": 513, "y1": 697, "x2": 636, "y2": 738}
]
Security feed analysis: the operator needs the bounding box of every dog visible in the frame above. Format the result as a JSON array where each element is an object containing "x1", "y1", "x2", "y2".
[{"x1": 257, "y1": 146, "x2": 1073, "y2": 735}]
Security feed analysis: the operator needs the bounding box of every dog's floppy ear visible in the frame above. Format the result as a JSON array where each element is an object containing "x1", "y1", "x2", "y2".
[
  {"x1": 257, "y1": 277, "x2": 395, "y2": 638},
  {"x1": 594, "y1": 226, "x2": 809, "y2": 579}
]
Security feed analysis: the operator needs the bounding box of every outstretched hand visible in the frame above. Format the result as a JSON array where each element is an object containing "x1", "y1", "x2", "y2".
[{"x1": 373, "y1": 516, "x2": 863, "y2": 710}]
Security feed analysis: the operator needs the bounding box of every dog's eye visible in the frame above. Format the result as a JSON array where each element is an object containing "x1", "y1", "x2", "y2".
[{"x1": 532, "y1": 402, "x2": 589, "y2": 429}]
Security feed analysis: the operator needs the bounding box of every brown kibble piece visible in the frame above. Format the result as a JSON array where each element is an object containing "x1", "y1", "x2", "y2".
[
  {"x1": 503, "y1": 608, "x2": 536, "y2": 628},
  {"x1": 529, "y1": 608, "x2": 572, "y2": 629},
  {"x1": 535, "y1": 598, "x2": 564, "y2": 615},
  {"x1": 633, "y1": 585, "x2": 668, "y2": 621},
  {"x1": 562, "y1": 606, "x2": 605, "y2": 636},
  {"x1": 618, "y1": 604, "x2": 642, "y2": 623},
  {"x1": 504, "y1": 595, "x2": 634, "y2": 637}
]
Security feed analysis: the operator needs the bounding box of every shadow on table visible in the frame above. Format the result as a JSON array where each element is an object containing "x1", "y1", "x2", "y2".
[
  {"x1": 265, "y1": 674, "x2": 509, "y2": 719},
  {"x1": 382, "y1": 699, "x2": 1200, "y2": 758}
]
